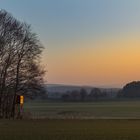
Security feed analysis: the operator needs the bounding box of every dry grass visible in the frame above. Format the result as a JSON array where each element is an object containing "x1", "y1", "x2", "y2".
[{"x1": 0, "y1": 119, "x2": 140, "y2": 140}]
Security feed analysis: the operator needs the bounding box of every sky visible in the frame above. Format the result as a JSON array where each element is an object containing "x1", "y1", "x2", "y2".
[{"x1": 1, "y1": 0, "x2": 140, "y2": 87}]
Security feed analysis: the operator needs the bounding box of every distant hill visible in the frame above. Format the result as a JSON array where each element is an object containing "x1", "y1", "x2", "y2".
[{"x1": 121, "y1": 81, "x2": 140, "y2": 98}]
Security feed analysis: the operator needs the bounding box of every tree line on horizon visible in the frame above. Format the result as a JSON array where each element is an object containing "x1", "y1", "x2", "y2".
[
  {"x1": 47, "y1": 81, "x2": 140, "y2": 101},
  {"x1": 61, "y1": 88, "x2": 107, "y2": 101}
]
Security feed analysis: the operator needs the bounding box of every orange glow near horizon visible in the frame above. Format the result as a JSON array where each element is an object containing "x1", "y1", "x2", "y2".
[
  {"x1": 43, "y1": 35, "x2": 140, "y2": 87},
  {"x1": 2, "y1": 0, "x2": 140, "y2": 88}
]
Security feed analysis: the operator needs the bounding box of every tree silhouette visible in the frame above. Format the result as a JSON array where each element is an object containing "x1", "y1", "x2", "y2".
[
  {"x1": 0, "y1": 10, "x2": 46, "y2": 118},
  {"x1": 80, "y1": 88, "x2": 87, "y2": 101},
  {"x1": 89, "y1": 88, "x2": 102, "y2": 100}
]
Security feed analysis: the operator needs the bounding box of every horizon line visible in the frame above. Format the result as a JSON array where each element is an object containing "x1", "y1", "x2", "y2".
[{"x1": 47, "y1": 83, "x2": 122, "y2": 89}]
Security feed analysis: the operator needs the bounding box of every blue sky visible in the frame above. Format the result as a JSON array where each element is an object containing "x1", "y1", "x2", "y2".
[
  {"x1": 1, "y1": 0, "x2": 140, "y2": 87},
  {"x1": 2, "y1": 0, "x2": 140, "y2": 42}
]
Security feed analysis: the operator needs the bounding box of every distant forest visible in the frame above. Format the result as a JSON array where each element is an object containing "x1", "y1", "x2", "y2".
[{"x1": 47, "y1": 81, "x2": 140, "y2": 101}]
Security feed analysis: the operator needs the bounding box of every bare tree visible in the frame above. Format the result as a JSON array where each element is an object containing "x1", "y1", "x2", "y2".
[
  {"x1": 0, "y1": 10, "x2": 46, "y2": 118},
  {"x1": 80, "y1": 88, "x2": 87, "y2": 101}
]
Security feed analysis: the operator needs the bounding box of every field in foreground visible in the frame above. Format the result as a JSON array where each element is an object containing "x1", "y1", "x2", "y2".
[
  {"x1": 1, "y1": 119, "x2": 140, "y2": 140},
  {"x1": 24, "y1": 100, "x2": 140, "y2": 119}
]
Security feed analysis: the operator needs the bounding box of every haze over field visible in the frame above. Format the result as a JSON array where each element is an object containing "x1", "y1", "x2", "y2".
[{"x1": 2, "y1": 0, "x2": 140, "y2": 87}]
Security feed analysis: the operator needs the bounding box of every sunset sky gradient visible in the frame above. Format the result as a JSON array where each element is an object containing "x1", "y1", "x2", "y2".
[{"x1": 1, "y1": 0, "x2": 140, "y2": 87}]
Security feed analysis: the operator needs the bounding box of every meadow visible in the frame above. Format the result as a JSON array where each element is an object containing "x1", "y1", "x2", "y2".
[
  {"x1": 24, "y1": 100, "x2": 140, "y2": 119},
  {"x1": 1, "y1": 100, "x2": 140, "y2": 140},
  {"x1": 0, "y1": 119, "x2": 140, "y2": 140}
]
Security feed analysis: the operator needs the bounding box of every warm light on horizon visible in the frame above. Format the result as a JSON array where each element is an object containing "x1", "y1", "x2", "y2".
[
  {"x1": 4, "y1": 0, "x2": 140, "y2": 87},
  {"x1": 44, "y1": 35, "x2": 140, "y2": 87}
]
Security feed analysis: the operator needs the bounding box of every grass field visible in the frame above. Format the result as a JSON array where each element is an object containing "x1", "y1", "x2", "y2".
[
  {"x1": 1, "y1": 100, "x2": 140, "y2": 140},
  {"x1": 24, "y1": 100, "x2": 140, "y2": 119},
  {"x1": 1, "y1": 119, "x2": 140, "y2": 140}
]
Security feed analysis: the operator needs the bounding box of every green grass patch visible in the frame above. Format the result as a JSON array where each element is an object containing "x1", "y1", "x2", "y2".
[
  {"x1": 24, "y1": 100, "x2": 140, "y2": 119},
  {"x1": 0, "y1": 119, "x2": 140, "y2": 140}
]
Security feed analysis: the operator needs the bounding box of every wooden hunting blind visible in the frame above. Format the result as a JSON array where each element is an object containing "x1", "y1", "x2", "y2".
[
  {"x1": 15, "y1": 95, "x2": 24, "y2": 119},
  {"x1": 16, "y1": 95, "x2": 24, "y2": 104}
]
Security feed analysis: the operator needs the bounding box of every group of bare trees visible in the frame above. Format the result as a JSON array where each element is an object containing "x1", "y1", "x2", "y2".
[
  {"x1": 61, "y1": 88, "x2": 107, "y2": 102},
  {"x1": 0, "y1": 10, "x2": 45, "y2": 118}
]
